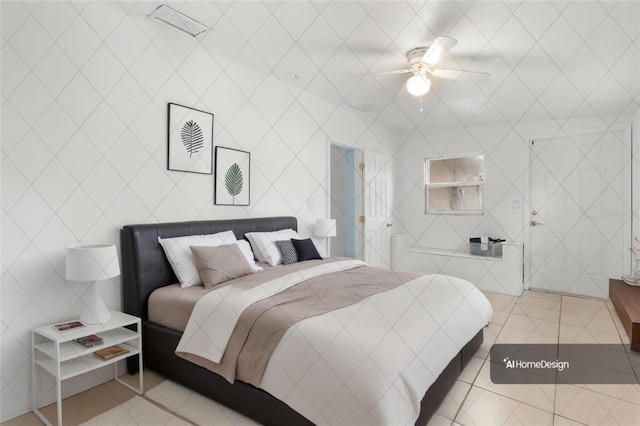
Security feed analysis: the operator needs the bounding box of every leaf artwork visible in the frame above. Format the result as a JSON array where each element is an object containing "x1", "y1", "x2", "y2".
[
  {"x1": 180, "y1": 120, "x2": 204, "y2": 158},
  {"x1": 225, "y1": 163, "x2": 243, "y2": 202}
]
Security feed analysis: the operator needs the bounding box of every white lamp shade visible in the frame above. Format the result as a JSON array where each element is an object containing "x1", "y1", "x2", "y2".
[
  {"x1": 406, "y1": 75, "x2": 431, "y2": 96},
  {"x1": 315, "y1": 219, "x2": 337, "y2": 238},
  {"x1": 66, "y1": 244, "x2": 120, "y2": 281}
]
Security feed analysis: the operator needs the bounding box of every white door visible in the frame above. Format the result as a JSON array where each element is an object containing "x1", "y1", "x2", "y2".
[
  {"x1": 529, "y1": 127, "x2": 630, "y2": 298},
  {"x1": 362, "y1": 149, "x2": 392, "y2": 268}
]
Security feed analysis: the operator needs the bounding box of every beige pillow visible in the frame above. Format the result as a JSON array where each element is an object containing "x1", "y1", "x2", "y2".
[
  {"x1": 190, "y1": 244, "x2": 255, "y2": 288},
  {"x1": 158, "y1": 230, "x2": 237, "y2": 288}
]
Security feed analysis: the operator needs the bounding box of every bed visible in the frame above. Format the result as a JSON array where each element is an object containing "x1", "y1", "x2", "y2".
[{"x1": 121, "y1": 216, "x2": 491, "y2": 425}]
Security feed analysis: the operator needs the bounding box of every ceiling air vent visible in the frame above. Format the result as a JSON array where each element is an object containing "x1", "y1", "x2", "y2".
[
  {"x1": 351, "y1": 104, "x2": 378, "y2": 113},
  {"x1": 148, "y1": 4, "x2": 209, "y2": 37}
]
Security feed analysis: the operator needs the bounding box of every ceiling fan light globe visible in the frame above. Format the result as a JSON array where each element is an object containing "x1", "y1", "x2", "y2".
[{"x1": 406, "y1": 75, "x2": 431, "y2": 96}]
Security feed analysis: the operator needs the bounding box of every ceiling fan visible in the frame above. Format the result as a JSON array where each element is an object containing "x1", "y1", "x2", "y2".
[{"x1": 355, "y1": 36, "x2": 491, "y2": 97}]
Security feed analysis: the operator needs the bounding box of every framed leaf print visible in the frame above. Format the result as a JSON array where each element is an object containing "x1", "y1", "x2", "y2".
[
  {"x1": 214, "y1": 146, "x2": 250, "y2": 206},
  {"x1": 167, "y1": 103, "x2": 213, "y2": 174}
]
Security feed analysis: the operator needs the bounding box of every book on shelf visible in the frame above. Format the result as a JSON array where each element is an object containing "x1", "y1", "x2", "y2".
[
  {"x1": 53, "y1": 320, "x2": 85, "y2": 332},
  {"x1": 94, "y1": 345, "x2": 129, "y2": 360},
  {"x1": 72, "y1": 334, "x2": 103, "y2": 348}
]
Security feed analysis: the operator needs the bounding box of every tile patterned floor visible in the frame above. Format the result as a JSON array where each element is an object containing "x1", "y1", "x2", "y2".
[
  {"x1": 1, "y1": 372, "x2": 166, "y2": 426},
  {"x1": 3, "y1": 290, "x2": 639, "y2": 426},
  {"x1": 431, "y1": 290, "x2": 640, "y2": 426}
]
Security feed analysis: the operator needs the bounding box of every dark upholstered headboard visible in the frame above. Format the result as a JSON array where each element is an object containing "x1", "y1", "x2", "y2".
[{"x1": 121, "y1": 217, "x2": 297, "y2": 321}]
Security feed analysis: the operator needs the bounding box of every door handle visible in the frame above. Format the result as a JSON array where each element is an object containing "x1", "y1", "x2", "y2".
[{"x1": 530, "y1": 220, "x2": 544, "y2": 226}]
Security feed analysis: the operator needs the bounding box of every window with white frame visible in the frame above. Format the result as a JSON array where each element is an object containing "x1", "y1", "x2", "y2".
[{"x1": 425, "y1": 153, "x2": 485, "y2": 214}]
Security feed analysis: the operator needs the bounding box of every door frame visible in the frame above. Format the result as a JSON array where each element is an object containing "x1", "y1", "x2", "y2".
[
  {"x1": 522, "y1": 123, "x2": 632, "y2": 291},
  {"x1": 327, "y1": 139, "x2": 363, "y2": 259}
]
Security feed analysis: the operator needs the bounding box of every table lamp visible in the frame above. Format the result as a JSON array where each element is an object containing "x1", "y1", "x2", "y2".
[
  {"x1": 315, "y1": 218, "x2": 337, "y2": 257},
  {"x1": 66, "y1": 244, "x2": 120, "y2": 324}
]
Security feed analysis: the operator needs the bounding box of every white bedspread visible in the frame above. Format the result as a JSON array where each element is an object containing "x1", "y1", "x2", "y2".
[
  {"x1": 179, "y1": 265, "x2": 492, "y2": 425},
  {"x1": 261, "y1": 273, "x2": 492, "y2": 426}
]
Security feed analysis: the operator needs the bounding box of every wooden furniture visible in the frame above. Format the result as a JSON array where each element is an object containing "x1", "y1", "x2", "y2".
[
  {"x1": 609, "y1": 278, "x2": 640, "y2": 352},
  {"x1": 121, "y1": 216, "x2": 483, "y2": 426},
  {"x1": 32, "y1": 312, "x2": 143, "y2": 426}
]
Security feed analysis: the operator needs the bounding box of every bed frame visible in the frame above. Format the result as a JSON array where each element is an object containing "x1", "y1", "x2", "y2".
[{"x1": 121, "y1": 216, "x2": 483, "y2": 425}]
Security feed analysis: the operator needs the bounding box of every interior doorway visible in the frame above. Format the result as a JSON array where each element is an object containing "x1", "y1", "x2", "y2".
[
  {"x1": 527, "y1": 125, "x2": 632, "y2": 298},
  {"x1": 330, "y1": 144, "x2": 362, "y2": 259}
]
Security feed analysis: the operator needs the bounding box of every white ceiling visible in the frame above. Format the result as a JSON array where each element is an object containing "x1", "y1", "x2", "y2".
[{"x1": 131, "y1": 1, "x2": 639, "y2": 129}]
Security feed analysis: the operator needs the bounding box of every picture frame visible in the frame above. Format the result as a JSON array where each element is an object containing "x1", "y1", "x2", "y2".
[
  {"x1": 214, "y1": 146, "x2": 250, "y2": 206},
  {"x1": 167, "y1": 103, "x2": 214, "y2": 174}
]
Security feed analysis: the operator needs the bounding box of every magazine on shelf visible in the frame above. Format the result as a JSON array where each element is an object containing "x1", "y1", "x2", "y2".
[
  {"x1": 53, "y1": 320, "x2": 85, "y2": 332},
  {"x1": 72, "y1": 334, "x2": 103, "y2": 348},
  {"x1": 94, "y1": 345, "x2": 129, "y2": 360}
]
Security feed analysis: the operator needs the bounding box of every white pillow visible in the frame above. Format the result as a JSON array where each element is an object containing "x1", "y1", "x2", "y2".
[
  {"x1": 158, "y1": 230, "x2": 237, "y2": 287},
  {"x1": 245, "y1": 229, "x2": 300, "y2": 266},
  {"x1": 236, "y1": 240, "x2": 263, "y2": 272}
]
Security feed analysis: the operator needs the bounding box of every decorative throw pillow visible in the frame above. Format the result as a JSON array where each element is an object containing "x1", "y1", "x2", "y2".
[
  {"x1": 190, "y1": 244, "x2": 255, "y2": 289},
  {"x1": 245, "y1": 229, "x2": 300, "y2": 266},
  {"x1": 158, "y1": 231, "x2": 237, "y2": 287},
  {"x1": 236, "y1": 240, "x2": 263, "y2": 271},
  {"x1": 274, "y1": 240, "x2": 298, "y2": 265},
  {"x1": 291, "y1": 238, "x2": 322, "y2": 261}
]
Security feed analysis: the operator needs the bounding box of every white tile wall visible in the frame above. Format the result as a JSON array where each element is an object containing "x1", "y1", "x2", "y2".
[
  {"x1": 0, "y1": 1, "x2": 395, "y2": 421},
  {"x1": 1, "y1": 0, "x2": 639, "y2": 422},
  {"x1": 389, "y1": 1, "x2": 639, "y2": 299},
  {"x1": 634, "y1": 109, "x2": 640, "y2": 248}
]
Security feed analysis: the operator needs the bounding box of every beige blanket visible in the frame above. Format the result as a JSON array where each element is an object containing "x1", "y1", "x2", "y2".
[
  {"x1": 148, "y1": 260, "x2": 322, "y2": 332},
  {"x1": 177, "y1": 260, "x2": 420, "y2": 385}
]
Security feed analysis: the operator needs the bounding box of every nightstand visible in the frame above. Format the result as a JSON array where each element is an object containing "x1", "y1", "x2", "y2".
[{"x1": 32, "y1": 311, "x2": 143, "y2": 426}]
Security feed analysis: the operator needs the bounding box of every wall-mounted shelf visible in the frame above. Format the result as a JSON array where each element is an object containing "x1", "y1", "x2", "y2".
[
  {"x1": 402, "y1": 246, "x2": 503, "y2": 262},
  {"x1": 391, "y1": 237, "x2": 523, "y2": 296}
]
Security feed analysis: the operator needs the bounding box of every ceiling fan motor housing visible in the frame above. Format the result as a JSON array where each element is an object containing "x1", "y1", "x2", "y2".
[{"x1": 406, "y1": 47, "x2": 429, "y2": 65}]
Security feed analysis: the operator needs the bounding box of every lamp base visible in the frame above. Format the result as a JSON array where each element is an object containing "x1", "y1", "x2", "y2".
[{"x1": 80, "y1": 281, "x2": 112, "y2": 325}]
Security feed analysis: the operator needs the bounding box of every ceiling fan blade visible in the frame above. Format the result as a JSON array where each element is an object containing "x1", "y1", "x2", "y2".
[
  {"x1": 421, "y1": 36, "x2": 458, "y2": 66},
  {"x1": 429, "y1": 68, "x2": 491, "y2": 81},
  {"x1": 350, "y1": 69, "x2": 412, "y2": 78}
]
